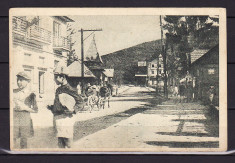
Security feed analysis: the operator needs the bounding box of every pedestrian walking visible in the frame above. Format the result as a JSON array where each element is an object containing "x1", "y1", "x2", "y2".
[
  {"x1": 208, "y1": 86, "x2": 216, "y2": 105},
  {"x1": 206, "y1": 85, "x2": 219, "y2": 125},
  {"x1": 48, "y1": 65, "x2": 83, "y2": 148},
  {"x1": 186, "y1": 81, "x2": 193, "y2": 103},
  {"x1": 174, "y1": 85, "x2": 179, "y2": 97},
  {"x1": 85, "y1": 83, "x2": 93, "y2": 97},
  {"x1": 107, "y1": 82, "x2": 113, "y2": 96},
  {"x1": 179, "y1": 84, "x2": 185, "y2": 103},
  {"x1": 13, "y1": 71, "x2": 38, "y2": 149},
  {"x1": 99, "y1": 82, "x2": 111, "y2": 108},
  {"x1": 116, "y1": 86, "x2": 118, "y2": 96},
  {"x1": 76, "y1": 82, "x2": 82, "y2": 95}
]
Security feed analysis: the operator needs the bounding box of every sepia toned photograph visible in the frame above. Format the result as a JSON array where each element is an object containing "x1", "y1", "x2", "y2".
[{"x1": 9, "y1": 8, "x2": 227, "y2": 152}]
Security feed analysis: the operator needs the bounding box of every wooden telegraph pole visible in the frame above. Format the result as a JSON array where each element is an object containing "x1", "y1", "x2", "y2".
[
  {"x1": 81, "y1": 28, "x2": 84, "y2": 77},
  {"x1": 160, "y1": 15, "x2": 168, "y2": 98},
  {"x1": 157, "y1": 16, "x2": 164, "y2": 95}
]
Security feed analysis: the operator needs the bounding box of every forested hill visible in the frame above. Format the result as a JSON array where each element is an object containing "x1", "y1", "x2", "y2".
[{"x1": 101, "y1": 39, "x2": 162, "y2": 84}]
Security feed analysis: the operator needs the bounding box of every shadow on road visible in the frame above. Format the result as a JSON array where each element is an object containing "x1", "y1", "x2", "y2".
[
  {"x1": 73, "y1": 107, "x2": 151, "y2": 142},
  {"x1": 145, "y1": 141, "x2": 219, "y2": 148},
  {"x1": 73, "y1": 90, "x2": 164, "y2": 142}
]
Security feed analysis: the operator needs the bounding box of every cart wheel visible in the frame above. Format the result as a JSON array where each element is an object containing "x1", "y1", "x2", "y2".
[{"x1": 88, "y1": 97, "x2": 93, "y2": 113}]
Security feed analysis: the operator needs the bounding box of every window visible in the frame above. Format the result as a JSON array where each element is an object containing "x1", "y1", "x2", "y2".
[
  {"x1": 138, "y1": 61, "x2": 146, "y2": 67},
  {"x1": 208, "y1": 68, "x2": 215, "y2": 75},
  {"x1": 152, "y1": 70, "x2": 155, "y2": 74},
  {"x1": 53, "y1": 21, "x2": 61, "y2": 37},
  {"x1": 152, "y1": 64, "x2": 154, "y2": 68},
  {"x1": 39, "y1": 71, "x2": 45, "y2": 94},
  {"x1": 39, "y1": 56, "x2": 45, "y2": 65},
  {"x1": 24, "y1": 53, "x2": 31, "y2": 62},
  {"x1": 197, "y1": 69, "x2": 200, "y2": 76}
]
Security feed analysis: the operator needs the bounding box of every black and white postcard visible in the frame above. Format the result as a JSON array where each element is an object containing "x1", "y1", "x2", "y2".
[{"x1": 9, "y1": 8, "x2": 227, "y2": 152}]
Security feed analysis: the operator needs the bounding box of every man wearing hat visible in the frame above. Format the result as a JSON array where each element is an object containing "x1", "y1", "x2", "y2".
[
  {"x1": 13, "y1": 71, "x2": 38, "y2": 149},
  {"x1": 48, "y1": 65, "x2": 84, "y2": 148}
]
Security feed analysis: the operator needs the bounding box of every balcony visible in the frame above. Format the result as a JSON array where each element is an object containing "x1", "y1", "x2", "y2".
[
  {"x1": 12, "y1": 16, "x2": 27, "y2": 36},
  {"x1": 28, "y1": 25, "x2": 51, "y2": 45},
  {"x1": 53, "y1": 36, "x2": 71, "y2": 52},
  {"x1": 12, "y1": 16, "x2": 51, "y2": 45}
]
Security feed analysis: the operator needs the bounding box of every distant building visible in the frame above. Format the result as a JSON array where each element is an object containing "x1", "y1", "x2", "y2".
[
  {"x1": 84, "y1": 35, "x2": 105, "y2": 84},
  {"x1": 147, "y1": 54, "x2": 164, "y2": 87},
  {"x1": 190, "y1": 49, "x2": 209, "y2": 64},
  {"x1": 11, "y1": 16, "x2": 74, "y2": 102},
  {"x1": 189, "y1": 44, "x2": 219, "y2": 104},
  {"x1": 67, "y1": 60, "x2": 96, "y2": 87},
  {"x1": 135, "y1": 54, "x2": 164, "y2": 87},
  {"x1": 102, "y1": 69, "x2": 114, "y2": 83},
  {"x1": 135, "y1": 61, "x2": 148, "y2": 86}
]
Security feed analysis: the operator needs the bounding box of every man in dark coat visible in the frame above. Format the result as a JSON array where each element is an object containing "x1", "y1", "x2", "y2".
[
  {"x1": 48, "y1": 65, "x2": 84, "y2": 148},
  {"x1": 179, "y1": 84, "x2": 185, "y2": 103}
]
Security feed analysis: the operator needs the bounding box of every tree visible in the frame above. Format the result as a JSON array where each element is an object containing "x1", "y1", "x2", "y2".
[
  {"x1": 67, "y1": 22, "x2": 78, "y2": 66},
  {"x1": 123, "y1": 65, "x2": 138, "y2": 84},
  {"x1": 163, "y1": 16, "x2": 219, "y2": 73},
  {"x1": 161, "y1": 16, "x2": 219, "y2": 97}
]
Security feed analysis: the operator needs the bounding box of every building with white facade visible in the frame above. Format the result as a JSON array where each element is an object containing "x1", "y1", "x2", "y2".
[
  {"x1": 135, "y1": 54, "x2": 164, "y2": 87},
  {"x1": 147, "y1": 54, "x2": 164, "y2": 87},
  {"x1": 11, "y1": 16, "x2": 74, "y2": 103}
]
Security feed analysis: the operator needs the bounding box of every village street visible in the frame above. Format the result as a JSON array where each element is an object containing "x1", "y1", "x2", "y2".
[{"x1": 23, "y1": 86, "x2": 219, "y2": 150}]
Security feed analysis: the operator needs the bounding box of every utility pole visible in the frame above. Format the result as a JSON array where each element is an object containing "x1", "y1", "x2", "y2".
[
  {"x1": 156, "y1": 54, "x2": 159, "y2": 94},
  {"x1": 78, "y1": 28, "x2": 102, "y2": 77},
  {"x1": 81, "y1": 28, "x2": 84, "y2": 77},
  {"x1": 163, "y1": 42, "x2": 168, "y2": 98},
  {"x1": 160, "y1": 15, "x2": 168, "y2": 98}
]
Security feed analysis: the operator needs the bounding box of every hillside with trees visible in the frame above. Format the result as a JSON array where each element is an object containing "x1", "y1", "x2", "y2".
[{"x1": 101, "y1": 40, "x2": 162, "y2": 85}]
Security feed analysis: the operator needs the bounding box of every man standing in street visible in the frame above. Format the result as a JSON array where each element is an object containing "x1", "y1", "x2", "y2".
[
  {"x1": 179, "y1": 84, "x2": 185, "y2": 103},
  {"x1": 13, "y1": 71, "x2": 38, "y2": 149},
  {"x1": 48, "y1": 65, "x2": 83, "y2": 148},
  {"x1": 76, "y1": 82, "x2": 82, "y2": 95}
]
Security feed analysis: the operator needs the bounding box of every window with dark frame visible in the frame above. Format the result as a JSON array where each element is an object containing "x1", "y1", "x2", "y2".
[
  {"x1": 53, "y1": 21, "x2": 61, "y2": 37},
  {"x1": 39, "y1": 71, "x2": 45, "y2": 94}
]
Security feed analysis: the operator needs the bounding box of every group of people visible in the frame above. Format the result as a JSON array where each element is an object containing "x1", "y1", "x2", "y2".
[
  {"x1": 170, "y1": 83, "x2": 193, "y2": 103},
  {"x1": 171, "y1": 82, "x2": 217, "y2": 105},
  {"x1": 82, "y1": 82, "x2": 112, "y2": 110},
  {"x1": 13, "y1": 65, "x2": 113, "y2": 149},
  {"x1": 82, "y1": 82, "x2": 112, "y2": 98}
]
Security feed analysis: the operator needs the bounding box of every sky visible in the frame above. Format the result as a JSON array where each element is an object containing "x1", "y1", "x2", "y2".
[{"x1": 70, "y1": 15, "x2": 161, "y2": 58}]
